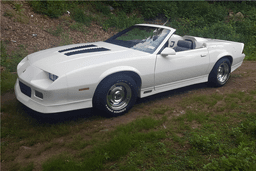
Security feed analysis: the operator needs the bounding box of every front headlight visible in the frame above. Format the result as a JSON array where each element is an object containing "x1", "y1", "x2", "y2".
[{"x1": 49, "y1": 73, "x2": 58, "y2": 81}]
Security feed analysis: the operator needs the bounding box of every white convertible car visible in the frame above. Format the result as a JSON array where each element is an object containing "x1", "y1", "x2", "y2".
[{"x1": 15, "y1": 24, "x2": 245, "y2": 116}]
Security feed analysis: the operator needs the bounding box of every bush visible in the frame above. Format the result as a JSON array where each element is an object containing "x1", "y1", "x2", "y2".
[
  {"x1": 28, "y1": 0, "x2": 68, "y2": 18},
  {"x1": 71, "y1": 8, "x2": 92, "y2": 26},
  {"x1": 175, "y1": 2, "x2": 226, "y2": 24},
  {"x1": 139, "y1": 2, "x2": 162, "y2": 20},
  {"x1": 170, "y1": 21, "x2": 240, "y2": 42},
  {"x1": 107, "y1": 1, "x2": 136, "y2": 14},
  {"x1": 91, "y1": 1, "x2": 111, "y2": 16},
  {"x1": 103, "y1": 11, "x2": 144, "y2": 31}
]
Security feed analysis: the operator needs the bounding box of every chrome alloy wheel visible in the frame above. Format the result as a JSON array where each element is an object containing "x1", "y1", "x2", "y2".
[
  {"x1": 217, "y1": 62, "x2": 230, "y2": 84},
  {"x1": 106, "y1": 82, "x2": 132, "y2": 111}
]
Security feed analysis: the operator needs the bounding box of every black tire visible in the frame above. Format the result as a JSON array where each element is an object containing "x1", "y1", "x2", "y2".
[
  {"x1": 93, "y1": 74, "x2": 138, "y2": 117},
  {"x1": 208, "y1": 58, "x2": 231, "y2": 87}
]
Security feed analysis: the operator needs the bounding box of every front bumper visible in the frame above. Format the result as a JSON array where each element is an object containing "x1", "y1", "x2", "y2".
[{"x1": 15, "y1": 79, "x2": 92, "y2": 114}]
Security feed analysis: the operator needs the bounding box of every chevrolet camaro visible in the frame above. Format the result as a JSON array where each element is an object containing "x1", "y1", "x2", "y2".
[{"x1": 15, "y1": 24, "x2": 245, "y2": 116}]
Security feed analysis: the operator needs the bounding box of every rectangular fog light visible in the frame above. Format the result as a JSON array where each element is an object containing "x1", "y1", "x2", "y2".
[{"x1": 35, "y1": 90, "x2": 43, "y2": 99}]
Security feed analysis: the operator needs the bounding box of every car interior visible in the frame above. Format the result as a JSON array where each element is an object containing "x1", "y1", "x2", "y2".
[{"x1": 168, "y1": 34, "x2": 205, "y2": 52}]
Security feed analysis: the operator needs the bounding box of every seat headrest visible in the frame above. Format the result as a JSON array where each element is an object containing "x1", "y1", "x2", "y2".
[{"x1": 177, "y1": 40, "x2": 192, "y2": 49}]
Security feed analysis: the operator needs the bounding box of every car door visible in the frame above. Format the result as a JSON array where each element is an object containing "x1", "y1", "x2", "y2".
[{"x1": 154, "y1": 48, "x2": 210, "y2": 92}]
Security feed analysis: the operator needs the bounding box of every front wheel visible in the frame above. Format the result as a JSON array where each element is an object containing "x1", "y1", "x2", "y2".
[
  {"x1": 208, "y1": 58, "x2": 231, "y2": 87},
  {"x1": 93, "y1": 74, "x2": 138, "y2": 117}
]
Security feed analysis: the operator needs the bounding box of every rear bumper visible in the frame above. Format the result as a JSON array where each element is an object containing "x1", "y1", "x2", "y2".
[{"x1": 15, "y1": 79, "x2": 92, "y2": 114}]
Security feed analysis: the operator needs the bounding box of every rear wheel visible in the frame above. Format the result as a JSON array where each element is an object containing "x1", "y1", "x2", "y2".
[
  {"x1": 93, "y1": 74, "x2": 138, "y2": 117},
  {"x1": 208, "y1": 58, "x2": 231, "y2": 87}
]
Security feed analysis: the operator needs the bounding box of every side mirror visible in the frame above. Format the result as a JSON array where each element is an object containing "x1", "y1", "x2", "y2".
[{"x1": 161, "y1": 47, "x2": 176, "y2": 56}]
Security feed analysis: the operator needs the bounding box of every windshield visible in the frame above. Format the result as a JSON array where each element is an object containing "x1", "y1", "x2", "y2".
[{"x1": 105, "y1": 26, "x2": 170, "y2": 54}]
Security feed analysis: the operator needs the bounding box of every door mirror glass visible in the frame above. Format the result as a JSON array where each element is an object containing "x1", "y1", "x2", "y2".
[{"x1": 161, "y1": 47, "x2": 176, "y2": 56}]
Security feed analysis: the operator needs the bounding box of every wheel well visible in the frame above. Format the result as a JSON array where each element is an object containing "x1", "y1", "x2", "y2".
[
  {"x1": 210, "y1": 56, "x2": 233, "y2": 72},
  {"x1": 208, "y1": 56, "x2": 233, "y2": 82},
  {"x1": 94, "y1": 71, "x2": 142, "y2": 97},
  {"x1": 121, "y1": 71, "x2": 142, "y2": 90},
  {"x1": 222, "y1": 56, "x2": 233, "y2": 65}
]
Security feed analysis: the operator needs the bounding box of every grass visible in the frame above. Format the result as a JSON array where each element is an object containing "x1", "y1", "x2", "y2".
[
  {"x1": 1, "y1": 41, "x2": 27, "y2": 93},
  {"x1": 47, "y1": 25, "x2": 63, "y2": 37},
  {"x1": 66, "y1": 135, "x2": 90, "y2": 150},
  {"x1": 151, "y1": 105, "x2": 171, "y2": 115},
  {"x1": 43, "y1": 125, "x2": 166, "y2": 171},
  {"x1": 0, "y1": 70, "x2": 17, "y2": 93},
  {"x1": 59, "y1": 32, "x2": 73, "y2": 46},
  {"x1": 2, "y1": 86, "x2": 256, "y2": 170},
  {"x1": 8, "y1": 162, "x2": 34, "y2": 171},
  {"x1": 1, "y1": 42, "x2": 28, "y2": 72},
  {"x1": 69, "y1": 22, "x2": 87, "y2": 33},
  {"x1": 3, "y1": 2, "x2": 29, "y2": 24}
]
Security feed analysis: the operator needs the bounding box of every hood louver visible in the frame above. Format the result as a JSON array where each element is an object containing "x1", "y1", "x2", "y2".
[
  {"x1": 58, "y1": 44, "x2": 96, "y2": 53},
  {"x1": 64, "y1": 47, "x2": 110, "y2": 56},
  {"x1": 58, "y1": 45, "x2": 110, "y2": 56}
]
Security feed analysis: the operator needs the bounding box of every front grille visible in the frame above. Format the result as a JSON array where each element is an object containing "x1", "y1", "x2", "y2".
[{"x1": 19, "y1": 81, "x2": 31, "y2": 97}]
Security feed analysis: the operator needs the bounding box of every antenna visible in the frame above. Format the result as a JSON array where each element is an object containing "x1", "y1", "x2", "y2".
[{"x1": 163, "y1": 18, "x2": 170, "y2": 26}]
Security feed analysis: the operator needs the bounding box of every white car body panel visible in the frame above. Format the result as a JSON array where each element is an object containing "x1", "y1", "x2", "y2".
[
  {"x1": 15, "y1": 24, "x2": 245, "y2": 114},
  {"x1": 154, "y1": 47, "x2": 210, "y2": 95}
]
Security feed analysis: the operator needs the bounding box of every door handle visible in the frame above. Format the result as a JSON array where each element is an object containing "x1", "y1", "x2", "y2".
[{"x1": 201, "y1": 54, "x2": 207, "y2": 57}]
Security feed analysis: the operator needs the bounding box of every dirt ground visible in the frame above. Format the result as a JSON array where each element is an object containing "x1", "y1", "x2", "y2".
[
  {"x1": 1, "y1": 2, "x2": 256, "y2": 171},
  {"x1": 0, "y1": 2, "x2": 116, "y2": 55}
]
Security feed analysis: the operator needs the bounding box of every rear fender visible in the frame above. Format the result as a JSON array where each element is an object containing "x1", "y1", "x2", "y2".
[{"x1": 207, "y1": 50, "x2": 233, "y2": 73}]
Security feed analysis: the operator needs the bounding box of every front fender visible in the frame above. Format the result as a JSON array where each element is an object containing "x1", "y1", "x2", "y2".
[{"x1": 99, "y1": 66, "x2": 141, "y2": 82}]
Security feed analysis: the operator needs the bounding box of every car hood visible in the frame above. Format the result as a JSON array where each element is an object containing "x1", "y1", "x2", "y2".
[{"x1": 28, "y1": 41, "x2": 147, "y2": 76}]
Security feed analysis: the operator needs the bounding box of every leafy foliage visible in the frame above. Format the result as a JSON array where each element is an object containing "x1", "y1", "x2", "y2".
[
  {"x1": 28, "y1": 1, "x2": 68, "y2": 18},
  {"x1": 71, "y1": 8, "x2": 92, "y2": 26},
  {"x1": 103, "y1": 11, "x2": 143, "y2": 31},
  {"x1": 27, "y1": 1, "x2": 256, "y2": 60},
  {"x1": 91, "y1": 1, "x2": 111, "y2": 16}
]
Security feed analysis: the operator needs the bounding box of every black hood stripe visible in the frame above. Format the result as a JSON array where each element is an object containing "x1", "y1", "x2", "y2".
[
  {"x1": 58, "y1": 45, "x2": 96, "y2": 53},
  {"x1": 64, "y1": 47, "x2": 110, "y2": 56}
]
